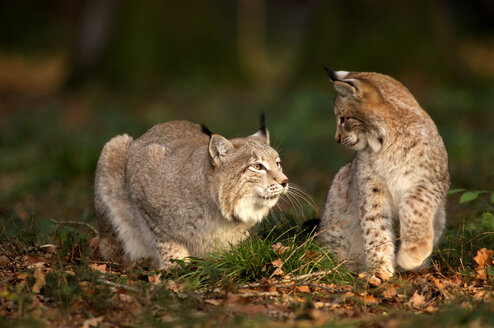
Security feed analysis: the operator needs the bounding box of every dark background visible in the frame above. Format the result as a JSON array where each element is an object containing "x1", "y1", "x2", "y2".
[{"x1": 1, "y1": 0, "x2": 493, "y2": 222}]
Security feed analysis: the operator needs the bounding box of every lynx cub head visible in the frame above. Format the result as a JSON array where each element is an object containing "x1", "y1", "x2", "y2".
[
  {"x1": 206, "y1": 116, "x2": 289, "y2": 224},
  {"x1": 324, "y1": 68, "x2": 421, "y2": 152}
]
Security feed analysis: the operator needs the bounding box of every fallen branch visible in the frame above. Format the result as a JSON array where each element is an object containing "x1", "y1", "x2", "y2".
[{"x1": 97, "y1": 279, "x2": 139, "y2": 292}]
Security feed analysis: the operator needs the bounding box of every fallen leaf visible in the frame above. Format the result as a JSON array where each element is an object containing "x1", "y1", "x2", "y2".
[
  {"x1": 407, "y1": 290, "x2": 425, "y2": 309},
  {"x1": 381, "y1": 284, "x2": 399, "y2": 299},
  {"x1": 32, "y1": 265, "x2": 46, "y2": 293},
  {"x1": 361, "y1": 294, "x2": 378, "y2": 304},
  {"x1": 473, "y1": 248, "x2": 494, "y2": 280},
  {"x1": 17, "y1": 273, "x2": 28, "y2": 280},
  {"x1": 295, "y1": 285, "x2": 311, "y2": 293},
  {"x1": 262, "y1": 258, "x2": 285, "y2": 276},
  {"x1": 166, "y1": 279, "x2": 180, "y2": 291},
  {"x1": 224, "y1": 294, "x2": 245, "y2": 307},
  {"x1": 272, "y1": 242, "x2": 289, "y2": 255},
  {"x1": 148, "y1": 273, "x2": 162, "y2": 285},
  {"x1": 26, "y1": 255, "x2": 47, "y2": 267},
  {"x1": 89, "y1": 263, "x2": 107, "y2": 274},
  {"x1": 301, "y1": 250, "x2": 318, "y2": 261},
  {"x1": 82, "y1": 316, "x2": 103, "y2": 328},
  {"x1": 204, "y1": 299, "x2": 223, "y2": 306}
]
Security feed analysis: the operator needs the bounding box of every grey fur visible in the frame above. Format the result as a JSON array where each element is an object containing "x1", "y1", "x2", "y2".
[{"x1": 95, "y1": 120, "x2": 288, "y2": 268}]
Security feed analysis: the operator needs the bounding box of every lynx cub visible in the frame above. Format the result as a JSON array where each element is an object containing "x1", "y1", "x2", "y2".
[
  {"x1": 95, "y1": 116, "x2": 288, "y2": 268},
  {"x1": 318, "y1": 69, "x2": 449, "y2": 280}
]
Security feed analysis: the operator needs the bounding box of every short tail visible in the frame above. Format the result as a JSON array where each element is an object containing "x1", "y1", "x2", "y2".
[{"x1": 94, "y1": 134, "x2": 134, "y2": 261}]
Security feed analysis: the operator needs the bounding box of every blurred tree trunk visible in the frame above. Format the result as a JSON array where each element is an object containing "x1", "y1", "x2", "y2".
[{"x1": 65, "y1": 0, "x2": 117, "y2": 87}]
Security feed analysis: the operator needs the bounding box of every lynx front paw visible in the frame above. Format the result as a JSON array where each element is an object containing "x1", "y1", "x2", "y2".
[
  {"x1": 396, "y1": 242, "x2": 432, "y2": 271},
  {"x1": 360, "y1": 265, "x2": 394, "y2": 286}
]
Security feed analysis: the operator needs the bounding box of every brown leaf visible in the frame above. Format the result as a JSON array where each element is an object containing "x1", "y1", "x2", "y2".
[
  {"x1": 166, "y1": 279, "x2": 182, "y2": 292},
  {"x1": 407, "y1": 290, "x2": 425, "y2": 309},
  {"x1": 32, "y1": 265, "x2": 46, "y2": 293},
  {"x1": 262, "y1": 258, "x2": 285, "y2": 276},
  {"x1": 295, "y1": 285, "x2": 311, "y2": 293},
  {"x1": 82, "y1": 316, "x2": 103, "y2": 328},
  {"x1": 473, "y1": 248, "x2": 494, "y2": 280},
  {"x1": 26, "y1": 254, "x2": 47, "y2": 266},
  {"x1": 204, "y1": 299, "x2": 223, "y2": 306},
  {"x1": 361, "y1": 294, "x2": 378, "y2": 304},
  {"x1": 224, "y1": 294, "x2": 245, "y2": 307},
  {"x1": 148, "y1": 273, "x2": 162, "y2": 285},
  {"x1": 90, "y1": 263, "x2": 107, "y2": 274},
  {"x1": 381, "y1": 284, "x2": 399, "y2": 300},
  {"x1": 272, "y1": 242, "x2": 289, "y2": 255},
  {"x1": 301, "y1": 249, "x2": 318, "y2": 261}
]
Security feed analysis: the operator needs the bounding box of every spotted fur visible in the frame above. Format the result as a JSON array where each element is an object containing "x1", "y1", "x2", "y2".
[{"x1": 318, "y1": 71, "x2": 450, "y2": 280}]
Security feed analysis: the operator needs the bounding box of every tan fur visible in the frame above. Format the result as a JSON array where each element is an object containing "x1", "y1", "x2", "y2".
[
  {"x1": 95, "y1": 120, "x2": 288, "y2": 268},
  {"x1": 318, "y1": 71, "x2": 450, "y2": 280}
]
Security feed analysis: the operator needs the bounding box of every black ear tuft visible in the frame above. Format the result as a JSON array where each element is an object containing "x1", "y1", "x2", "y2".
[
  {"x1": 259, "y1": 112, "x2": 267, "y2": 137},
  {"x1": 201, "y1": 124, "x2": 212, "y2": 138},
  {"x1": 322, "y1": 64, "x2": 338, "y2": 81}
]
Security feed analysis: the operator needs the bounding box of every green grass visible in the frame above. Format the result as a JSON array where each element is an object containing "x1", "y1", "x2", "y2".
[{"x1": 169, "y1": 214, "x2": 353, "y2": 289}]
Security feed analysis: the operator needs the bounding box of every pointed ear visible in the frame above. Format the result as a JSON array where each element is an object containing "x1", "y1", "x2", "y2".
[
  {"x1": 333, "y1": 79, "x2": 359, "y2": 98},
  {"x1": 250, "y1": 113, "x2": 270, "y2": 145},
  {"x1": 208, "y1": 134, "x2": 234, "y2": 167},
  {"x1": 250, "y1": 128, "x2": 270, "y2": 145},
  {"x1": 322, "y1": 64, "x2": 338, "y2": 81},
  {"x1": 322, "y1": 66, "x2": 360, "y2": 98}
]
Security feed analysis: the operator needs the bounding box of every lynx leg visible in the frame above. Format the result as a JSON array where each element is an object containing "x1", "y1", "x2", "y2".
[
  {"x1": 359, "y1": 184, "x2": 395, "y2": 280},
  {"x1": 396, "y1": 185, "x2": 441, "y2": 271},
  {"x1": 319, "y1": 164, "x2": 364, "y2": 270},
  {"x1": 157, "y1": 241, "x2": 190, "y2": 269}
]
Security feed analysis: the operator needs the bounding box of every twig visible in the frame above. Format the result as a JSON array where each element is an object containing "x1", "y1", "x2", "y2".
[
  {"x1": 235, "y1": 291, "x2": 279, "y2": 298},
  {"x1": 288, "y1": 260, "x2": 348, "y2": 282},
  {"x1": 236, "y1": 260, "x2": 348, "y2": 291},
  {"x1": 0, "y1": 243, "x2": 15, "y2": 261},
  {"x1": 49, "y1": 219, "x2": 98, "y2": 235},
  {"x1": 97, "y1": 278, "x2": 139, "y2": 292}
]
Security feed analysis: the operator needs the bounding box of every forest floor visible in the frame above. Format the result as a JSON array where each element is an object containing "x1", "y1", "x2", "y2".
[{"x1": 1, "y1": 197, "x2": 493, "y2": 328}]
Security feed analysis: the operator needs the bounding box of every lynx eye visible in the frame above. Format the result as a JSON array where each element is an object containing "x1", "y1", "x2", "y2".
[
  {"x1": 339, "y1": 117, "x2": 346, "y2": 124},
  {"x1": 251, "y1": 163, "x2": 265, "y2": 171},
  {"x1": 276, "y1": 160, "x2": 281, "y2": 168}
]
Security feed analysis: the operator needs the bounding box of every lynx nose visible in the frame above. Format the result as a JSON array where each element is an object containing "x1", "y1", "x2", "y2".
[
  {"x1": 280, "y1": 179, "x2": 289, "y2": 188},
  {"x1": 335, "y1": 132, "x2": 342, "y2": 143}
]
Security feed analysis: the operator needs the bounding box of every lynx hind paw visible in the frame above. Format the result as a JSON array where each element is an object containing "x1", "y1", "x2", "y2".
[
  {"x1": 396, "y1": 243, "x2": 432, "y2": 271},
  {"x1": 157, "y1": 242, "x2": 190, "y2": 270}
]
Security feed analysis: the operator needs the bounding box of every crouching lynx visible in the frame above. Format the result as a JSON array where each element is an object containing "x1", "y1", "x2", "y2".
[
  {"x1": 318, "y1": 69, "x2": 450, "y2": 280},
  {"x1": 95, "y1": 116, "x2": 288, "y2": 268}
]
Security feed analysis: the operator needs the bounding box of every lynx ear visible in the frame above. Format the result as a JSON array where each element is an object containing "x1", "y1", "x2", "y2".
[
  {"x1": 333, "y1": 80, "x2": 359, "y2": 98},
  {"x1": 208, "y1": 134, "x2": 234, "y2": 167},
  {"x1": 249, "y1": 112, "x2": 270, "y2": 145},
  {"x1": 322, "y1": 65, "x2": 360, "y2": 98}
]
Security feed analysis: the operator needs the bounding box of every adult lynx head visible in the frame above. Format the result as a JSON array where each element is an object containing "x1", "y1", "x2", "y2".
[
  {"x1": 324, "y1": 68, "x2": 423, "y2": 152},
  {"x1": 204, "y1": 115, "x2": 289, "y2": 223}
]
